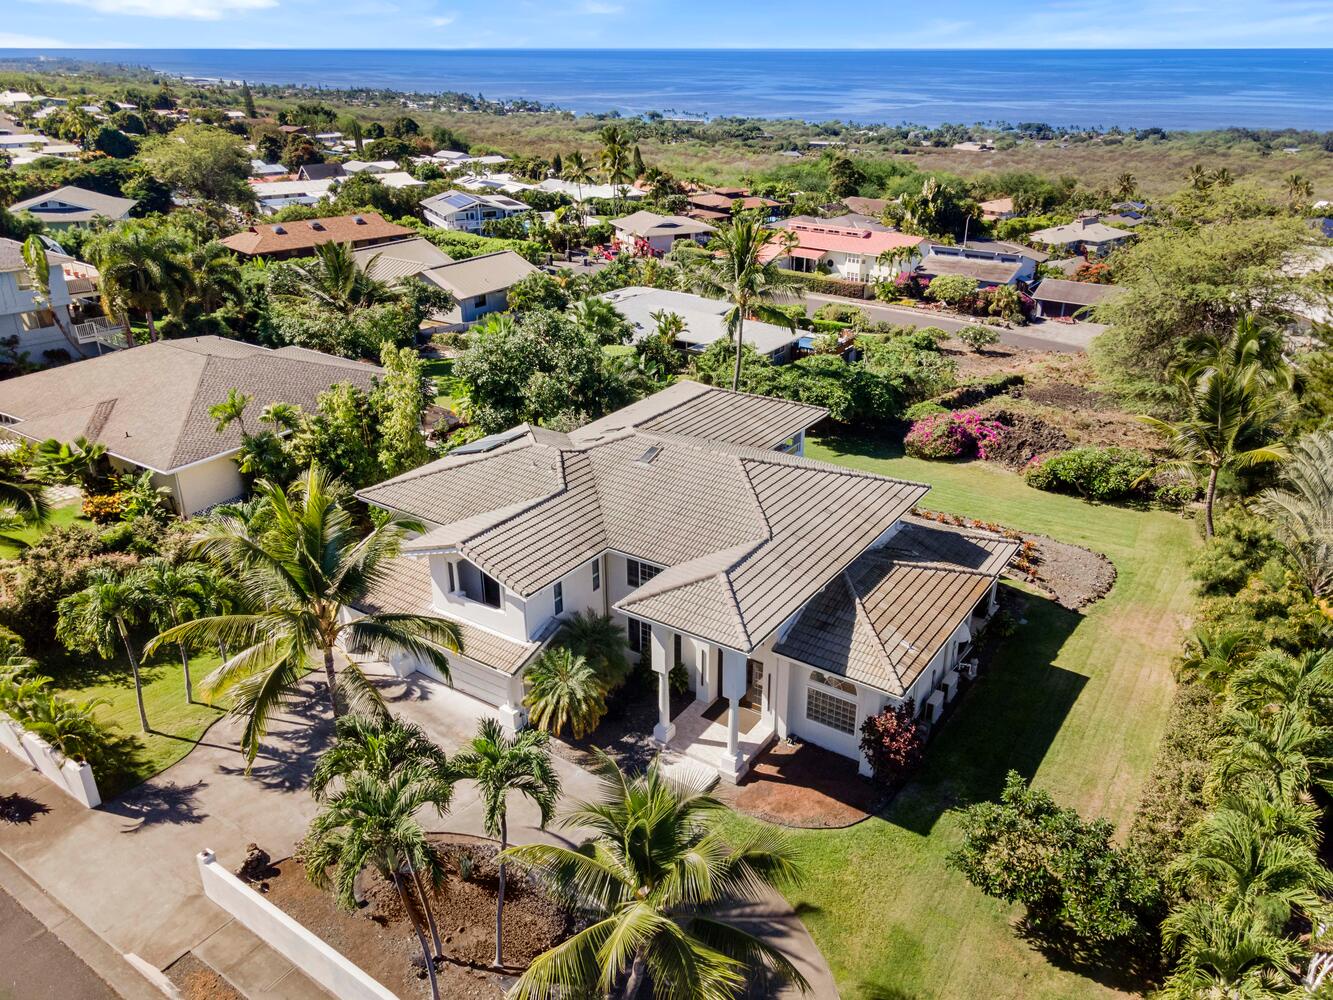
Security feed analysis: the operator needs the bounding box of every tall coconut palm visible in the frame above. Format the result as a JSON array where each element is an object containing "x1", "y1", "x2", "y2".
[
  {"x1": 599, "y1": 125, "x2": 634, "y2": 214},
  {"x1": 93, "y1": 223, "x2": 192, "y2": 343},
  {"x1": 1114, "y1": 173, "x2": 1137, "y2": 200},
  {"x1": 304, "y1": 768, "x2": 447, "y2": 1000},
  {"x1": 1256, "y1": 429, "x2": 1333, "y2": 598},
  {"x1": 56, "y1": 567, "x2": 150, "y2": 732},
  {"x1": 310, "y1": 712, "x2": 455, "y2": 958},
  {"x1": 1138, "y1": 321, "x2": 1290, "y2": 538},
  {"x1": 1159, "y1": 901, "x2": 1300, "y2": 1000},
  {"x1": 186, "y1": 240, "x2": 244, "y2": 314},
  {"x1": 145, "y1": 466, "x2": 463, "y2": 762},
  {"x1": 453, "y1": 717, "x2": 560, "y2": 969},
  {"x1": 685, "y1": 213, "x2": 801, "y2": 391},
  {"x1": 562, "y1": 150, "x2": 594, "y2": 211},
  {"x1": 523, "y1": 646, "x2": 607, "y2": 739},
  {"x1": 506, "y1": 751, "x2": 809, "y2": 1000},
  {"x1": 20, "y1": 235, "x2": 81, "y2": 354},
  {"x1": 133, "y1": 558, "x2": 207, "y2": 704},
  {"x1": 274, "y1": 240, "x2": 390, "y2": 314}
]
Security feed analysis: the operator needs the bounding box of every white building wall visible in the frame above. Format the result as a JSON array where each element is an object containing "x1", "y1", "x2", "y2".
[
  {"x1": 428, "y1": 554, "x2": 530, "y2": 641},
  {"x1": 173, "y1": 456, "x2": 245, "y2": 516}
]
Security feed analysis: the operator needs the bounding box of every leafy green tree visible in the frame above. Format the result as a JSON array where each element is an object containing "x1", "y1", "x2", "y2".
[
  {"x1": 505, "y1": 751, "x2": 808, "y2": 999},
  {"x1": 56, "y1": 567, "x2": 150, "y2": 732},
  {"x1": 20, "y1": 236, "x2": 81, "y2": 354},
  {"x1": 505, "y1": 272, "x2": 570, "y2": 313},
  {"x1": 289, "y1": 384, "x2": 379, "y2": 488},
  {"x1": 828, "y1": 156, "x2": 864, "y2": 199},
  {"x1": 454, "y1": 718, "x2": 560, "y2": 969},
  {"x1": 685, "y1": 213, "x2": 801, "y2": 391},
  {"x1": 948, "y1": 771, "x2": 1162, "y2": 943},
  {"x1": 146, "y1": 467, "x2": 462, "y2": 761},
  {"x1": 924, "y1": 274, "x2": 978, "y2": 307},
  {"x1": 137, "y1": 125, "x2": 253, "y2": 206},
  {"x1": 523, "y1": 646, "x2": 606, "y2": 739},
  {"x1": 241, "y1": 81, "x2": 257, "y2": 119},
  {"x1": 271, "y1": 241, "x2": 391, "y2": 314},
  {"x1": 304, "y1": 769, "x2": 447, "y2": 1000},
  {"x1": 957, "y1": 324, "x2": 1000, "y2": 352},
  {"x1": 373, "y1": 343, "x2": 431, "y2": 477},
  {"x1": 92, "y1": 222, "x2": 192, "y2": 342}
]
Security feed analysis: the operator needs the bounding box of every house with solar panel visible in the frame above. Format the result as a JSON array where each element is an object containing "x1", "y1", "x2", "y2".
[
  {"x1": 420, "y1": 189, "x2": 531, "y2": 234},
  {"x1": 355, "y1": 381, "x2": 1016, "y2": 781}
]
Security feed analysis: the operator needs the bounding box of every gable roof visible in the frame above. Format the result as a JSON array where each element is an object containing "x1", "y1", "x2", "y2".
[
  {"x1": 768, "y1": 220, "x2": 925, "y2": 260},
  {"x1": 1026, "y1": 219, "x2": 1134, "y2": 245},
  {"x1": 0, "y1": 237, "x2": 73, "y2": 274},
  {"x1": 612, "y1": 211, "x2": 716, "y2": 239},
  {"x1": 1032, "y1": 278, "x2": 1122, "y2": 307},
  {"x1": 0, "y1": 336, "x2": 380, "y2": 472},
  {"x1": 774, "y1": 520, "x2": 1018, "y2": 696},
  {"x1": 8, "y1": 185, "x2": 137, "y2": 223},
  {"x1": 351, "y1": 237, "x2": 454, "y2": 281},
  {"x1": 421, "y1": 250, "x2": 537, "y2": 299},
  {"x1": 359, "y1": 383, "x2": 921, "y2": 653},
  {"x1": 220, "y1": 213, "x2": 412, "y2": 256}
]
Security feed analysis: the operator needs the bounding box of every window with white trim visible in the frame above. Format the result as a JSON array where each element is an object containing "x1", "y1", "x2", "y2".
[
  {"x1": 553, "y1": 581, "x2": 563, "y2": 615},
  {"x1": 626, "y1": 558, "x2": 662, "y2": 588},
  {"x1": 806, "y1": 686, "x2": 857, "y2": 734},
  {"x1": 810, "y1": 670, "x2": 857, "y2": 695}
]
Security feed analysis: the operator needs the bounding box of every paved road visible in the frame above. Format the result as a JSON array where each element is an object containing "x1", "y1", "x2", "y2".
[
  {"x1": 0, "y1": 887, "x2": 117, "y2": 1000},
  {"x1": 794, "y1": 292, "x2": 1104, "y2": 353}
]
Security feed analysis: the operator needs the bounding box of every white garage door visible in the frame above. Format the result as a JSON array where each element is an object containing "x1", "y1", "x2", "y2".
[{"x1": 431, "y1": 653, "x2": 511, "y2": 707}]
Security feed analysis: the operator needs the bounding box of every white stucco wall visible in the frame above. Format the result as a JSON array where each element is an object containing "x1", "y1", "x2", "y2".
[{"x1": 172, "y1": 456, "x2": 245, "y2": 516}]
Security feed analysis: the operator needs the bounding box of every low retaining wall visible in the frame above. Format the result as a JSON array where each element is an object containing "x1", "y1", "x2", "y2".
[
  {"x1": 196, "y1": 850, "x2": 397, "y2": 1000},
  {"x1": 0, "y1": 714, "x2": 101, "y2": 808}
]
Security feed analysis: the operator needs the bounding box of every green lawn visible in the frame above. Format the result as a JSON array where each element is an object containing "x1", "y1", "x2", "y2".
[
  {"x1": 0, "y1": 503, "x2": 89, "y2": 559},
  {"x1": 422, "y1": 357, "x2": 460, "y2": 409},
  {"x1": 725, "y1": 434, "x2": 1199, "y2": 1000},
  {"x1": 47, "y1": 645, "x2": 225, "y2": 800}
]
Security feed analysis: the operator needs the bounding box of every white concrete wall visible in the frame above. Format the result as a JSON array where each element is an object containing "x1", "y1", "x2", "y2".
[
  {"x1": 783, "y1": 662, "x2": 885, "y2": 767},
  {"x1": 523, "y1": 558, "x2": 599, "y2": 640},
  {"x1": 173, "y1": 457, "x2": 245, "y2": 516},
  {"x1": 197, "y1": 850, "x2": 398, "y2": 1000},
  {"x1": 429, "y1": 555, "x2": 529, "y2": 641},
  {"x1": 0, "y1": 713, "x2": 101, "y2": 807}
]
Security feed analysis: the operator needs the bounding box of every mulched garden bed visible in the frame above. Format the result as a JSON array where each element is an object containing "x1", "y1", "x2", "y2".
[
  {"x1": 716, "y1": 739, "x2": 876, "y2": 828},
  {"x1": 164, "y1": 953, "x2": 244, "y2": 1000},
  {"x1": 549, "y1": 671, "x2": 691, "y2": 774},
  {"x1": 258, "y1": 834, "x2": 569, "y2": 999}
]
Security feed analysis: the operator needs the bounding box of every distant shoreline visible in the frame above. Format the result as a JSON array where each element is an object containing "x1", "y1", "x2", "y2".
[{"x1": 2, "y1": 48, "x2": 1331, "y2": 130}]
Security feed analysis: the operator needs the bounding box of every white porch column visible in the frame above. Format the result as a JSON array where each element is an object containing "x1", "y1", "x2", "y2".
[
  {"x1": 987, "y1": 580, "x2": 999, "y2": 616},
  {"x1": 498, "y1": 673, "x2": 526, "y2": 733},
  {"x1": 718, "y1": 649, "x2": 748, "y2": 782},
  {"x1": 650, "y1": 625, "x2": 675, "y2": 744}
]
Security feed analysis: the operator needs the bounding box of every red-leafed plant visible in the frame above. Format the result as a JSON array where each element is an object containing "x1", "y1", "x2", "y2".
[{"x1": 859, "y1": 700, "x2": 925, "y2": 786}]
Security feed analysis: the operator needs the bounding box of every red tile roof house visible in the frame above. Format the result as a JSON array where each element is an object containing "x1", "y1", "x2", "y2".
[
  {"x1": 220, "y1": 212, "x2": 414, "y2": 260},
  {"x1": 763, "y1": 220, "x2": 929, "y2": 285},
  {"x1": 354, "y1": 381, "x2": 1017, "y2": 782}
]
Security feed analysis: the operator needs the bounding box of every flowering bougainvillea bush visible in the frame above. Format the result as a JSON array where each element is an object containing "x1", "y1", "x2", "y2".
[{"x1": 904, "y1": 409, "x2": 1007, "y2": 460}]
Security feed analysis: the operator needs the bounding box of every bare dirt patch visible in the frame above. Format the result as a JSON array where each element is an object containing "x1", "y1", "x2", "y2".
[
  {"x1": 261, "y1": 834, "x2": 569, "y2": 999},
  {"x1": 984, "y1": 410, "x2": 1073, "y2": 470},
  {"x1": 164, "y1": 953, "x2": 244, "y2": 1000}
]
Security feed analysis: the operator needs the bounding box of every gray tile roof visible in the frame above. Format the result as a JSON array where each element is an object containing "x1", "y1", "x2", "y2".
[
  {"x1": 421, "y1": 250, "x2": 537, "y2": 300},
  {"x1": 917, "y1": 254, "x2": 1024, "y2": 284},
  {"x1": 352, "y1": 556, "x2": 540, "y2": 675},
  {"x1": 8, "y1": 185, "x2": 137, "y2": 223},
  {"x1": 352, "y1": 237, "x2": 454, "y2": 281},
  {"x1": 0, "y1": 336, "x2": 380, "y2": 472},
  {"x1": 774, "y1": 520, "x2": 1019, "y2": 696},
  {"x1": 1032, "y1": 278, "x2": 1122, "y2": 307},
  {"x1": 360, "y1": 392, "x2": 929, "y2": 653}
]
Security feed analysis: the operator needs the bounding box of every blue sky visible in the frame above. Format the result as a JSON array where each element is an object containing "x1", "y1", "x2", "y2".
[{"x1": 4, "y1": 0, "x2": 1333, "y2": 49}]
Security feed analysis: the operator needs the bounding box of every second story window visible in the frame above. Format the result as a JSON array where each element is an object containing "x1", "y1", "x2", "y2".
[
  {"x1": 591, "y1": 559, "x2": 600, "y2": 591},
  {"x1": 553, "y1": 581, "x2": 564, "y2": 615},
  {"x1": 458, "y1": 559, "x2": 503, "y2": 609},
  {"x1": 626, "y1": 558, "x2": 662, "y2": 589}
]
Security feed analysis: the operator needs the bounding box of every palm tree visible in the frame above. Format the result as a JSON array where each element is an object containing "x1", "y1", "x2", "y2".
[
  {"x1": 453, "y1": 717, "x2": 560, "y2": 969},
  {"x1": 133, "y1": 558, "x2": 207, "y2": 703},
  {"x1": 1228, "y1": 650, "x2": 1333, "y2": 719},
  {"x1": 554, "y1": 610, "x2": 630, "y2": 688},
  {"x1": 524, "y1": 646, "x2": 607, "y2": 739},
  {"x1": 1187, "y1": 163, "x2": 1213, "y2": 192},
  {"x1": 685, "y1": 213, "x2": 802, "y2": 391},
  {"x1": 20, "y1": 693, "x2": 109, "y2": 763},
  {"x1": 1138, "y1": 321, "x2": 1290, "y2": 538},
  {"x1": 1256, "y1": 429, "x2": 1333, "y2": 598},
  {"x1": 20, "y1": 235, "x2": 82, "y2": 354},
  {"x1": 33, "y1": 436, "x2": 108, "y2": 494},
  {"x1": 1213, "y1": 706, "x2": 1333, "y2": 800},
  {"x1": 505, "y1": 751, "x2": 809, "y2": 1000},
  {"x1": 304, "y1": 768, "x2": 447, "y2": 1000},
  {"x1": 310, "y1": 712, "x2": 455, "y2": 958},
  {"x1": 208, "y1": 388, "x2": 253, "y2": 436},
  {"x1": 563, "y1": 150, "x2": 593, "y2": 210},
  {"x1": 275, "y1": 240, "x2": 390, "y2": 314},
  {"x1": 599, "y1": 125, "x2": 634, "y2": 214},
  {"x1": 1159, "y1": 901, "x2": 1300, "y2": 1000},
  {"x1": 93, "y1": 223, "x2": 191, "y2": 343},
  {"x1": 1284, "y1": 173, "x2": 1314, "y2": 209},
  {"x1": 567, "y1": 296, "x2": 630, "y2": 345},
  {"x1": 186, "y1": 240, "x2": 244, "y2": 314},
  {"x1": 145, "y1": 467, "x2": 463, "y2": 762},
  {"x1": 56, "y1": 567, "x2": 150, "y2": 732},
  {"x1": 1177, "y1": 626, "x2": 1254, "y2": 690},
  {"x1": 1212, "y1": 167, "x2": 1236, "y2": 188},
  {"x1": 0, "y1": 460, "x2": 48, "y2": 526},
  {"x1": 1114, "y1": 173, "x2": 1137, "y2": 200},
  {"x1": 259, "y1": 401, "x2": 303, "y2": 433}
]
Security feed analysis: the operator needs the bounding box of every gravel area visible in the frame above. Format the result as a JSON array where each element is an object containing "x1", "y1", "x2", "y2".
[
  {"x1": 165, "y1": 952, "x2": 244, "y2": 1000},
  {"x1": 1022, "y1": 532, "x2": 1118, "y2": 610}
]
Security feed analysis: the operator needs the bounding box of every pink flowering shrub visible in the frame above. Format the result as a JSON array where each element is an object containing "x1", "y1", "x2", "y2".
[{"x1": 904, "y1": 409, "x2": 1007, "y2": 461}]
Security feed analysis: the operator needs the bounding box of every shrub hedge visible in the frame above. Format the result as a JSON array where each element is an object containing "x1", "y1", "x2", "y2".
[{"x1": 1023, "y1": 446, "x2": 1153, "y2": 501}]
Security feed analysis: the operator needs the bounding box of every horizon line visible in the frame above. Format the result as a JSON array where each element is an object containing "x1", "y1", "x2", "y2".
[{"x1": 4, "y1": 45, "x2": 1333, "y2": 52}]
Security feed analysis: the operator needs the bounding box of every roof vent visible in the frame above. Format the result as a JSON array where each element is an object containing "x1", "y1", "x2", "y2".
[
  {"x1": 271, "y1": 224, "x2": 286, "y2": 235},
  {"x1": 635, "y1": 444, "x2": 663, "y2": 465},
  {"x1": 310, "y1": 221, "x2": 324, "y2": 231},
  {"x1": 353, "y1": 215, "x2": 367, "y2": 225}
]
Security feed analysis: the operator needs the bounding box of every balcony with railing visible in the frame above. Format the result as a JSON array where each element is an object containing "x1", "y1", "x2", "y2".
[{"x1": 73, "y1": 316, "x2": 128, "y2": 351}]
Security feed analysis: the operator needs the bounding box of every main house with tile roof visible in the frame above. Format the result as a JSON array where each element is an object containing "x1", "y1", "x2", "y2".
[{"x1": 356, "y1": 381, "x2": 1015, "y2": 780}]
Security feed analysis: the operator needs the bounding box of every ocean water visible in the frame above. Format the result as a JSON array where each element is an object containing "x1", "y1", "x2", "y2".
[{"x1": 3, "y1": 48, "x2": 1331, "y2": 130}]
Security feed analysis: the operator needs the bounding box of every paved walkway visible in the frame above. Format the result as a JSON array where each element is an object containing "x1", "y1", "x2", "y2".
[{"x1": 0, "y1": 665, "x2": 837, "y2": 999}]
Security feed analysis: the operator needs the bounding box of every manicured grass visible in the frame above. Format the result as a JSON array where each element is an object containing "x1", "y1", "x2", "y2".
[
  {"x1": 422, "y1": 357, "x2": 460, "y2": 409},
  {"x1": 0, "y1": 503, "x2": 89, "y2": 559},
  {"x1": 46, "y1": 645, "x2": 225, "y2": 799},
  {"x1": 722, "y1": 434, "x2": 1199, "y2": 1000}
]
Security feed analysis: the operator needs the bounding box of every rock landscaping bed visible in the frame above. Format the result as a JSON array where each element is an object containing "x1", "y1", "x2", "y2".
[{"x1": 259, "y1": 834, "x2": 569, "y2": 999}]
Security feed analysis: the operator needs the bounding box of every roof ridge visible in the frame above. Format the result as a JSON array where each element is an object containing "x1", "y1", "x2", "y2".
[
  {"x1": 721, "y1": 571, "x2": 752, "y2": 651},
  {"x1": 846, "y1": 572, "x2": 909, "y2": 690},
  {"x1": 165, "y1": 353, "x2": 216, "y2": 468}
]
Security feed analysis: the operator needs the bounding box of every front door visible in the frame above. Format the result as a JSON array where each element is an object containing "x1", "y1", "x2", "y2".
[{"x1": 741, "y1": 659, "x2": 764, "y2": 710}]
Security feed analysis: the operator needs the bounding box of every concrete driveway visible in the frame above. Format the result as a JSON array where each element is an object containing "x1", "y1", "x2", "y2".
[{"x1": 1, "y1": 666, "x2": 837, "y2": 999}]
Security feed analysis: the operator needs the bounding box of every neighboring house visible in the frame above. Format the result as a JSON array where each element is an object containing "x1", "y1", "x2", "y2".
[
  {"x1": 246, "y1": 177, "x2": 336, "y2": 214},
  {"x1": 841, "y1": 196, "x2": 890, "y2": 218},
  {"x1": 786, "y1": 213, "x2": 892, "y2": 233},
  {"x1": 343, "y1": 159, "x2": 399, "y2": 174},
  {"x1": 419, "y1": 251, "x2": 538, "y2": 326},
  {"x1": 767, "y1": 220, "x2": 928, "y2": 283},
  {"x1": 249, "y1": 159, "x2": 288, "y2": 178},
  {"x1": 351, "y1": 236, "x2": 454, "y2": 282},
  {"x1": 537, "y1": 177, "x2": 646, "y2": 203},
  {"x1": 373, "y1": 171, "x2": 426, "y2": 190},
  {"x1": 1026, "y1": 215, "x2": 1135, "y2": 257},
  {"x1": 914, "y1": 253, "x2": 1024, "y2": 287},
  {"x1": 0, "y1": 336, "x2": 380, "y2": 516},
  {"x1": 599, "y1": 286, "x2": 804, "y2": 363},
  {"x1": 962, "y1": 237, "x2": 1050, "y2": 264},
  {"x1": 684, "y1": 190, "x2": 782, "y2": 223},
  {"x1": 7, "y1": 186, "x2": 137, "y2": 230},
  {"x1": 296, "y1": 162, "x2": 345, "y2": 181},
  {"x1": 354, "y1": 380, "x2": 1015, "y2": 780},
  {"x1": 922, "y1": 242, "x2": 1039, "y2": 283},
  {"x1": 1031, "y1": 278, "x2": 1122, "y2": 319},
  {"x1": 421, "y1": 190, "x2": 530, "y2": 233},
  {"x1": 611, "y1": 211, "x2": 716, "y2": 254},
  {"x1": 978, "y1": 197, "x2": 1016, "y2": 221},
  {"x1": 0, "y1": 238, "x2": 111, "y2": 360},
  {"x1": 219, "y1": 213, "x2": 414, "y2": 260}
]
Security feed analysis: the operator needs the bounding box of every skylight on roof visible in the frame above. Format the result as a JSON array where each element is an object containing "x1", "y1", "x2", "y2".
[{"x1": 635, "y1": 444, "x2": 663, "y2": 465}]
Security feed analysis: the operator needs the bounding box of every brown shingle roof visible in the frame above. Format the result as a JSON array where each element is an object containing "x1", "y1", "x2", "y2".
[
  {"x1": 917, "y1": 254, "x2": 1023, "y2": 284},
  {"x1": 1032, "y1": 278, "x2": 1122, "y2": 307},
  {"x1": 0, "y1": 336, "x2": 379, "y2": 472},
  {"x1": 774, "y1": 520, "x2": 1018, "y2": 695},
  {"x1": 220, "y1": 213, "x2": 413, "y2": 257}
]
